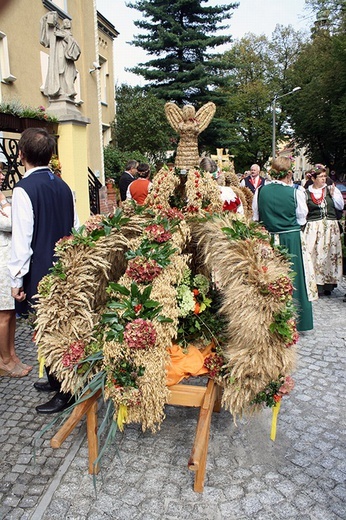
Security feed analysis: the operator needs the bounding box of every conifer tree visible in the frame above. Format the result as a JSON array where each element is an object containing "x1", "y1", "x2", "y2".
[{"x1": 127, "y1": 0, "x2": 239, "y2": 108}]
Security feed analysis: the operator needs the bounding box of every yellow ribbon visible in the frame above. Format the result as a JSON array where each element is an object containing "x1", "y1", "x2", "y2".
[
  {"x1": 38, "y1": 356, "x2": 45, "y2": 378},
  {"x1": 270, "y1": 400, "x2": 281, "y2": 441},
  {"x1": 117, "y1": 404, "x2": 128, "y2": 432}
]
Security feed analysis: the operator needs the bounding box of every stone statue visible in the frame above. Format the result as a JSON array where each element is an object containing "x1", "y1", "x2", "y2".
[
  {"x1": 40, "y1": 12, "x2": 81, "y2": 99},
  {"x1": 165, "y1": 102, "x2": 216, "y2": 170}
]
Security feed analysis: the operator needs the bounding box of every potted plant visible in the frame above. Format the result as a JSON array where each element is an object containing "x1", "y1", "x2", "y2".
[{"x1": 0, "y1": 100, "x2": 59, "y2": 133}]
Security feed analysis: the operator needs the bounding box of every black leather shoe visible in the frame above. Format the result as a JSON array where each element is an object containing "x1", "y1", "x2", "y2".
[
  {"x1": 34, "y1": 381, "x2": 58, "y2": 392},
  {"x1": 35, "y1": 392, "x2": 75, "y2": 414}
]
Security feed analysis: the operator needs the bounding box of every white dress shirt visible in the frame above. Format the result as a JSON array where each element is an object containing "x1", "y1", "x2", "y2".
[
  {"x1": 252, "y1": 180, "x2": 308, "y2": 225},
  {"x1": 307, "y1": 184, "x2": 344, "y2": 211},
  {"x1": 9, "y1": 167, "x2": 79, "y2": 288}
]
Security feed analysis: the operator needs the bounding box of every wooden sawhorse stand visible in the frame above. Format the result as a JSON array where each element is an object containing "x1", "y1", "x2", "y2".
[{"x1": 50, "y1": 378, "x2": 222, "y2": 492}]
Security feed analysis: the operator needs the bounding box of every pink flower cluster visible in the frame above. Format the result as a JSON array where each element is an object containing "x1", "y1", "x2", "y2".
[
  {"x1": 161, "y1": 208, "x2": 185, "y2": 221},
  {"x1": 56, "y1": 235, "x2": 74, "y2": 247},
  {"x1": 204, "y1": 354, "x2": 225, "y2": 379},
  {"x1": 124, "y1": 318, "x2": 157, "y2": 350},
  {"x1": 145, "y1": 224, "x2": 172, "y2": 243},
  {"x1": 84, "y1": 214, "x2": 104, "y2": 233},
  {"x1": 268, "y1": 276, "x2": 293, "y2": 300},
  {"x1": 61, "y1": 340, "x2": 86, "y2": 368},
  {"x1": 126, "y1": 257, "x2": 162, "y2": 283},
  {"x1": 278, "y1": 375, "x2": 295, "y2": 396}
]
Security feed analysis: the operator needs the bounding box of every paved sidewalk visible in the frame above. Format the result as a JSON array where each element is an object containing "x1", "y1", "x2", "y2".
[{"x1": 0, "y1": 281, "x2": 345, "y2": 520}]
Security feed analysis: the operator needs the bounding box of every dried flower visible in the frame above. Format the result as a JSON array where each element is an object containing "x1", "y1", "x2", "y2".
[
  {"x1": 267, "y1": 275, "x2": 294, "y2": 300},
  {"x1": 62, "y1": 340, "x2": 86, "y2": 368},
  {"x1": 84, "y1": 214, "x2": 104, "y2": 233},
  {"x1": 278, "y1": 375, "x2": 295, "y2": 395},
  {"x1": 126, "y1": 257, "x2": 163, "y2": 284},
  {"x1": 251, "y1": 374, "x2": 295, "y2": 408},
  {"x1": 124, "y1": 318, "x2": 157, "y2": 349},
  {"x1": 204, "y1": 354, "x2": 227, "y2": 380},
  {"x1": 145, "y1": 224, "x2": 172, "y2": 243}
]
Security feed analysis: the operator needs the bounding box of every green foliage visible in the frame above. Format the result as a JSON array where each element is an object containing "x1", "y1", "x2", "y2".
[
  {"x1": 221, "y1": 219, "x2": 270, "y2": 242},
  {"x1": 286, "y1": 28, "x2": 346, "y2": 172},
  {"x1": 103, "y1": 145, "x2": 147, "y2": 182},
  {"x1": 177, "y1": 287, "x2": 227, "y2": 348},
  {"x1": 251, "y1": 375, "x2": 285, "y2": 408},
  {"x1": 176, "y1": 270, "x2": 226, "y2": 348},
  {"x1": 216, "y1": 27, "x2": 306, "y2": 169},
  {"x1": 269, "y1": 301, "x2": 296, "y2": 343},
  {"x1": 49, "y1": 261, "x2": 66, "y2": 280},
  {"x1": 114, "y1": 85, "x2": 174, "y2": 162},
  {"x1": 125, "y1": 238, "x2": 177, "y2": 268},
  {"x1": 101, "y1": 282, "x2": 172, "y2": 342},
  {"x1": 108, "y1": 359, "x2": 145, "y2": 389},
  {"x1": 0, "y1": 99, "x2": 58, "y2": 122}
]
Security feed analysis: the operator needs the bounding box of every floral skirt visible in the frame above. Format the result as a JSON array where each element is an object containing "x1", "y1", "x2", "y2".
[
  {"x1": 0, "y1": 241, "x2": 14, "y2": 310},
  {"x1": 303, "y1": 219, "x2": 342, "y2": 287}
]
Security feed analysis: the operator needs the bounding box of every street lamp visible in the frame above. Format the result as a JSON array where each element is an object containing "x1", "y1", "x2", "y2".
[{"x1": 272, "y1": 87, "x2": 301, "y2": 160}]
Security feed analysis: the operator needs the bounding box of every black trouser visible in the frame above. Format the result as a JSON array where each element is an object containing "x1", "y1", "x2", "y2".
[
  {"x1": 45, "y1": 367, "x2": 61, "y2": 391},
  {"x1": 46, "y1": 367, "x2": 72, "y2": 403}
]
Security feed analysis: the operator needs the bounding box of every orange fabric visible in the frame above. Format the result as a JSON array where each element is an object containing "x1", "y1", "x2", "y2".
[
  {"x1": 129, "y1": 179, "x2": 150, "y2": 205},
  {"x1": 166, "y1": 343, "x2": 213, "y2": 386}
]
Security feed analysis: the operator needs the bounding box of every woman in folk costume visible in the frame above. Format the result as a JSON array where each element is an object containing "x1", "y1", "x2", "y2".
[
  {"x1": 253, "y1": 156, "x2": 316, "y2": 332},
  {"x1": 303, "y1": 164, "x2": 343, "y2": 296}
]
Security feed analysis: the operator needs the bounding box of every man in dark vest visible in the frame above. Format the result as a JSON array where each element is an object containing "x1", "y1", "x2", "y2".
[
  {"x1": 9, "y1": 128, "x2": 79, "y2": 414},
  {"x1": 240, "y1": 163, "x2": 266, "y2": 193}
]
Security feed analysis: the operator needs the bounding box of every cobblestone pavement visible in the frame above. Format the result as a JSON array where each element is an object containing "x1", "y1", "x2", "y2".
[{"x1": 0, "y1": 281, "x2": 345, "y2": 520}]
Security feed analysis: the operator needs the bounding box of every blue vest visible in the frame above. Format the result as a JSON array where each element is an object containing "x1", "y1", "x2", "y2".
[{"x1": 16, "y1": 168, "x2": 74, "y2": 315}]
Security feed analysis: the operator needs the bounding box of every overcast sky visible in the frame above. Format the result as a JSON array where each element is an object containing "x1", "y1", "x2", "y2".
[{"x1": 96, "y1": 0, "x2": 313, "y2": 86}]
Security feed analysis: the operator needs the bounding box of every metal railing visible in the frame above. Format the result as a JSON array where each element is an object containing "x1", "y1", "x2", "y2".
[
  {"x1": 88, "y1": 167, "x2": 102, "y2": 215},
  {"x1": 0, "y1": 136, "x2": 102, "y2": 215},
  {"x1": 0, "y1": 137, "x2": 24, "y2": 189}
]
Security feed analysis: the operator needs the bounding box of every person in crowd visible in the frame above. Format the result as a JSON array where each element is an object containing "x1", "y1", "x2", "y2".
[
  {"x1": 253, "y1": 156, "x2": 315, "y2": 332},
  {"x1": 303, "y1": 164, "x2": 343, "y2": 296},
  {"x1": 0, "y1": 161, "x2": 32, "y2": 377},
  {"x1": 126, "y1": 162, "x2": 152, "y2": 205},
  {"x1": 200, "y1": 157, "x2": 244, "y2": 214},
  {"x1": 118, "y1": 160, "x2": 138, "y2": 202},
  {"x1": 9, "y1": 128, "x2": 79, "y2": 413},
  {"x1": 240, "y1": 163, "x2": 266, "y2": 193},
  {"x1": 301, "y1": 170, "x2": 313, "y2": 188}
]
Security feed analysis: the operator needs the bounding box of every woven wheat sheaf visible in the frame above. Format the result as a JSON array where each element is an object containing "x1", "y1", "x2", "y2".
[{"x1": 193, "y1": 214, "x2": 296, "y2": 417}]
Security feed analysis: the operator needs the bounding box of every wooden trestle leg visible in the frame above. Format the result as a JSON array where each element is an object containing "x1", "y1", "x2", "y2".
[
  {"x1": 50, "y1": 390, "x2": 101, "y2": 474},
  {"x1": 50, "y1": 379, "x2": 221, "y2": 489},
  {"x1": 167, "y1": 378, "x2": 222, "y2": 493}
]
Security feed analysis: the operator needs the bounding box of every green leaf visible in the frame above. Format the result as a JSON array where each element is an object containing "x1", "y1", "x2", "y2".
[{"x1": 108, "y1": 283, "x2": 130, "y2": 296}]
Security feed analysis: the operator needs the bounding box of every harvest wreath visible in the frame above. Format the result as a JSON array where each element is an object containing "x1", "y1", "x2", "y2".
[{"x1": 34, "y1": 165, "x2": 297, "y2": 436}]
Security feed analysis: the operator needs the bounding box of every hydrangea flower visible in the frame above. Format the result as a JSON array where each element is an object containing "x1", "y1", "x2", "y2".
[
  {"x1": 177, "y1": 284, "x2": 195, "y2": 317},
  {"x1": 124, "y1": 318, "x2": 157, "y2": 349},
  {"x1": 126, "y1": 257, "x2": 162, "y2": 284},
  {"x1": 145, "y1": 224, "x2": 172, "y2": 243},
  {"x1": 62, "y1": 340, "x2": 86, "y2": 368}
]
